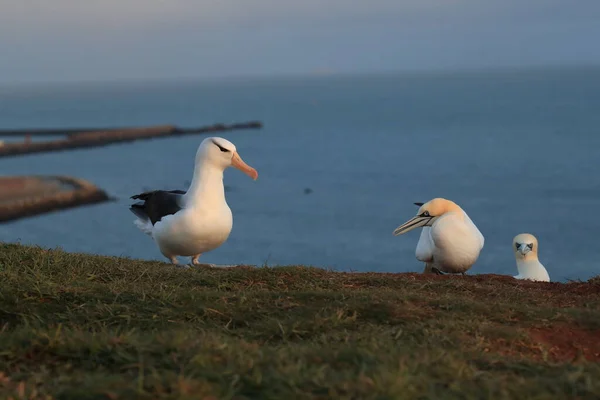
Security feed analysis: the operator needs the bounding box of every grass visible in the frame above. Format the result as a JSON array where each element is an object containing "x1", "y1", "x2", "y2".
[{"x1": 0, "y1": 242, "x2": 599, "y2": 399}]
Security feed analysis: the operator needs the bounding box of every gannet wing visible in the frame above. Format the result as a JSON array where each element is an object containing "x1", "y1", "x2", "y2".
[
  {"x1": 415, "y1": 226, "x2": 434, "y2": 262},
  {"x1": 463, "y1": 211, "x2": 485, "y2": 249}
]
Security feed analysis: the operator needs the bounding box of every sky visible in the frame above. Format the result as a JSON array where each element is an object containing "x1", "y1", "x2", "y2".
[{"x1": 0, "y1": 0, "x2": 599, "y2": 84}]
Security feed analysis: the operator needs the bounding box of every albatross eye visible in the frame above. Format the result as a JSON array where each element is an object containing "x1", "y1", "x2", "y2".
[{"x1": 214, "y1": 143, "x2": 230, "y2": 153}]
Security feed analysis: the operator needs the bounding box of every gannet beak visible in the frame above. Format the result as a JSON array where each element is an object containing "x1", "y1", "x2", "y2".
[
  {"x1": 519, "y1": 246, "x2": 531, "y2": 256},
  {"x1": 393, "y1": 216, "x2": 432, "y2": 236},
  {"x1": 231, "y1": 151, "x2": 258, "y2": 180}
]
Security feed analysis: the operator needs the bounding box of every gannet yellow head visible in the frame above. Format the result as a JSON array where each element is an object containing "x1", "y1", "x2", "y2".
[
  {"x1": 513, "y1": 233, "x2": 539, "y2": 260},
  {"x1": 393, "y1": 198, "x2": 462, "y2": 236}
]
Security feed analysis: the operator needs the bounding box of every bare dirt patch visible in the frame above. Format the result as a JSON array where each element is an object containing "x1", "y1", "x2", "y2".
[{"x1": 528, "y1": 325, "x2": 600, "y2": 362}]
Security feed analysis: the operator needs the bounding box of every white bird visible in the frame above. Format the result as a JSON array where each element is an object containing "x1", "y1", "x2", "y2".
[
  {"x1": 129, "y1": 137, "x2": 258, "y2": 266},
  {"x1": 512, "y1": 233, "x2": 550, "y2": 282},
  {"x1": 393, "y1": 198, "x2": 484, "y2": 275}
]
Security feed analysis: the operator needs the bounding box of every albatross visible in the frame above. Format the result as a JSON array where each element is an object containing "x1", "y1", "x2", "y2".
[
  {"x1": 512, "y1": 233, "x2": 550, "y2": 282},
  {"x1": 392, "y1": 198, "x2": 484, "y2": 275},
  {"x1": 129, "y1": 137, "x2": 258, "y2": 266}
]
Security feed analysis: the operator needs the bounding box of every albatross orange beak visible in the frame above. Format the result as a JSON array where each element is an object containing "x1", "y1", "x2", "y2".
[{"x1": 231, "y1": 151, "x2": 258, "y2": 180}]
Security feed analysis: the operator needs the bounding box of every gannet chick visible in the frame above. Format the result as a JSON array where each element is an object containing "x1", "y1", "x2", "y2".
[
  {"x1": 393, "y1": 198, "x2": 484, "y2": 275},
  {"x1": 129, "y1": 137, "x2": 258, "y2": 266},
  {"x1": 512, "y1": 233, "x2": 550, "y2": 282}
]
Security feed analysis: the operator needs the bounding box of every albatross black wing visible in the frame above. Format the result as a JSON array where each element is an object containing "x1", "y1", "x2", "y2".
[{"x1": 129, "y1": 190, "x2": 186, "y2": 225}]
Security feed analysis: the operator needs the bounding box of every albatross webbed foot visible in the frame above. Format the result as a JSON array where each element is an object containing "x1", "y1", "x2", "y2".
[{"x1": 190, "y1": 255, "x2": 216, "y2": 268}]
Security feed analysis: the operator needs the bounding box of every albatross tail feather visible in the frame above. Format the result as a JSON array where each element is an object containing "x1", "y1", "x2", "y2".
[
  {"x1": 130, "y1": 203, "x2": 153, "y2": 236},
  {"x1": 133, "y1": 218, "x2": 154, "y2": 236},
  {"x1": 129, "y1": 203, "x2": 148, "y2": 219}
]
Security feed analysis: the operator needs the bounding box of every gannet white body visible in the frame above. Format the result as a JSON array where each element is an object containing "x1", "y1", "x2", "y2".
[
  {"x1": 512, "y1": 233, "x2": 550, "y2": 282},
  {"x1": 129, "y1": 137, "x2": 258, "y2": 266},
  {"x1": 393, "y1": 198, "x2": 484, "y2": 274}
]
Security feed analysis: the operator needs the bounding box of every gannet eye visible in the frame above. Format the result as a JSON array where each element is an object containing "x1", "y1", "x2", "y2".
[
  {"x1": 515, "y1": 243, "x2": 522, "y2": 250},
  {"x1": 420, "y1": 211, "x2": 430, "y2": 217},
  {"x1": 527, "y1": 243, "x2": 534, "y2": 250}
]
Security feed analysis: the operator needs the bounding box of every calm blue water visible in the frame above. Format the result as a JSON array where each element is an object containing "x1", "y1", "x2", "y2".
[{"x1": 1, "y1": 68, "x2": 599, "y2": 281}]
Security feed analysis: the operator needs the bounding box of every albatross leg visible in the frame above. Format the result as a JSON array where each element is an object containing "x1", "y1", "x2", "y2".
[
  {"x1": 170, "y1": 255, "x2": 190, "y2": 269},
  {"x1": 190, "y1": 254, "x2": 215, "y2": 268}
]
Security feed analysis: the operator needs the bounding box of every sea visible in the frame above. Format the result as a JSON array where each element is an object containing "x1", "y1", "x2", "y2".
[{"x1": 1, "y1": 67, "x2": 599, "y2": 282}]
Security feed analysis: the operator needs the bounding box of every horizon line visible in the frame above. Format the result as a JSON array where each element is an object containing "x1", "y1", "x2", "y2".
[{"x1": 2, "y1": 63, "x2": 600, "y2": 89}]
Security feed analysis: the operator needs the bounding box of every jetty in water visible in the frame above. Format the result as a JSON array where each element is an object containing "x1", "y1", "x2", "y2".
[
  {"x1": 0, "y1": 121, "x2": 262, "y2": 158},
  {"x1": 0, "y1": 176, "x2": 110, "y2": 223}
]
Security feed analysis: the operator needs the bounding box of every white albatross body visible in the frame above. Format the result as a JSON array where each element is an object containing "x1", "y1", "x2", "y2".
[
  {"x1": 150, "y1": 175, "x2": 233, "y2": 259},
  {"x1": 512, "y1": 233, "x2": 550, "y2": 282},
  {"x1": 129, "y1": 137, "x2": 258, "y2": 265},
  {"x1": 394, "y1": 198, "x2": 484, "y2": 274}
]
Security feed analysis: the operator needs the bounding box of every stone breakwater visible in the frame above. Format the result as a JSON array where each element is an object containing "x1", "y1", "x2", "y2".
[
  {"x1": 0, "y1": 176, "x2": 110, "y2": 223},
  {"x1": 0, "y1": 121, "x2": 263, "y2": 158}
]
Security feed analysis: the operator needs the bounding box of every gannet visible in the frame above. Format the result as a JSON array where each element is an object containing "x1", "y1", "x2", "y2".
[
  {"x1": 129, "y1": 137, "x2": 258, "y2": 266},
  {"x1": 392, "y1": 198, "x2": 484, "y2": 275},
  {"x1": 512, "y1": 233, "x2": 550, "y2": 282}
]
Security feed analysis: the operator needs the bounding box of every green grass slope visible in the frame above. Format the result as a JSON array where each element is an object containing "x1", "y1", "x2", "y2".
[{"x1": 0, "y1": 243, "x2": 599, "y2": 399}]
